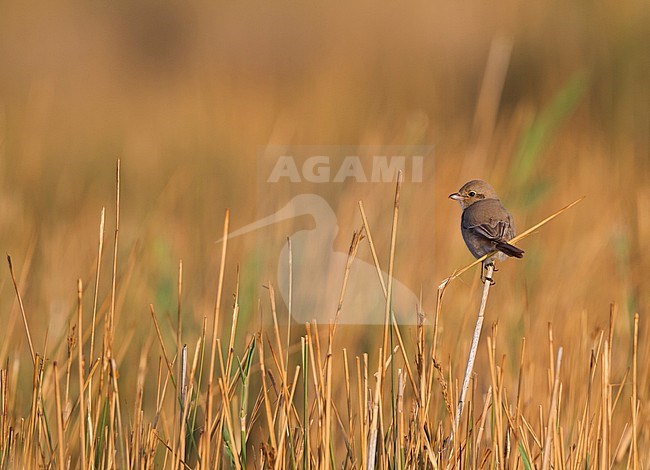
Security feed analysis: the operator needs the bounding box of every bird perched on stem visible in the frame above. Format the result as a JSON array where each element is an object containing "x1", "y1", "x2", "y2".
[{"x1": 449, "y1": 179, "x2": 524, "y2": 281}]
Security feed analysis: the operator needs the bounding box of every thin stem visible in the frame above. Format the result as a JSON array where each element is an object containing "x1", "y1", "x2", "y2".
[
  {"x1": 453, "y1": 263, "x2": 494, "y2": 439},
  {"x1": 541, "y1": 347, "x2": 563, "y2": 470},
  {"x1": 6, "y1": 255, "x2": 35, "y2": 366}
]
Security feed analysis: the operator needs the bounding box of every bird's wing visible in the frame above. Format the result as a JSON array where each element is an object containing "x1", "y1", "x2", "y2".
[
  {"x1": 462, "y1": 200, "x2": 511, "y2": 242},
  {"x1": 465, "y1": 220, "x2": 510, "y2": 241}
]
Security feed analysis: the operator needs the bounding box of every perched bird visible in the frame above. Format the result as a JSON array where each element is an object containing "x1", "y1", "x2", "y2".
[{"x1": 449, "y1": 180, "x2": 524, "y2": 278}]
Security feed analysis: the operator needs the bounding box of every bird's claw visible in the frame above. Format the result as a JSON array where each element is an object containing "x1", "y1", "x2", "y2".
[
  {"x1": 481, "y1": 273, "x2": 495, "y2": 285},
  {"x1": 482, "y1": 263, "x2": 496, "y2": 285}
]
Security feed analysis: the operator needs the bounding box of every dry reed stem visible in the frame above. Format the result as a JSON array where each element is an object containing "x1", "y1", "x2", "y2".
[
  {"x1": 1, "y1": 370, "x2": 8, "y2": 464},
  {"x1": 171, "y1": 264, "x2": 184, "y2": 469},
  {"x1": 113, "y1": 357, "x2": 128, "y2": 467},
  {"x1": 366, "y1": 348, "x2": 383, "y2": 470},
  {"x1": 189, "y1": 338, "x2": 205, "y2": 468},
  {"x1": 150, "y1": 304, "x2": 176, "y2": 384},
  {"x1": 381, "y1": 171, "x2": 402, "y2": 371},
  {"x1": 542, "y1": 347, "x2": 563, "y2": 470},
  {"x1": 452, "y1": 263, "x2": 494, "y2": 440},
  {"x1": 224, "y1": 267, "x2": 241, "y2": 384},
  {"x1": 76, "y1": 278, "x2": 87, "y2": 468},
  {"x1": 268, "y1": 300, "x2": 290, "y2": 468},
  {"x1": 105, "y1": 158, "x2": 121, "y2": 361},
  {"x1": 219, "y1": 377, "x2": 242, "y2": 470},
  {"x1": 259, "y1": 334, "x2": 277, "y2": 452},
  {"x1": 324, "y1": 334, "x2": 333, "y2": 470},
  {"x1": 6, "y1": 255, "x2": 36, "y2": 366},
  {"x1": 548, "y1": 323, "x2": 555, "y2": 391},
  {"x1": 474, "y1": 386, "x2": 492, "y2": 469},
  {"x1": 64, "y1": 326, "x2": 74, "y2": 430},
  {"x1": 131, "y1": 346, "x2": 148, "y2": 469},
  {"x1": 286, "y1": 237, "x2": 293, "y2": 369},
  {"x1": 333, "y1": 229, "x2": 363, "y2": 330},
  {"x1": 205, "y1": 208, "x2": 230, "y2": 465},
  {"x1": 601, "y1": 339, "x2": 611, "y2": 469},
  {"x1": 632, "y1": 313, "x2": 639, "y2": 469},
  {"x1": 488, "y1": 333, "x2": 506, "y2": 467},
  {"x1": 342, "y1": 348, "x2": 353, "y2": 456},
  {"x1": 396, "y1": 369, "x2": 405, "y2": 469},
  {"x1": 167, "y1": 348, "x2": 182, "y2": 462},
  {"x1": 25, "y1": 355, "x2": 40, "y2": 463},
  {"x1": 175, "y1": 260, "x2": 183, "y2": 441},
  {"x1": 266, "y1": 291, "x2": 295, "y2": 469},
  {"x1": 330, "y1": 396, "x2": 353, "y2": 466},
  {"x1": 88, "y1": 207, "x2": 105, "y2": 417},
  {"x1": 176, "y1": 338, "x2": 202, "y2": 470},
  {"x1": 579, "y1": 329, "x2": 604, "y2": 465},
  {"x1": 305, "y1": 324, "x2": 321, "y2": 460},
  {"x1": 53, "y1": 361, "x2": 66, "y2": 468},
  {"x1": 0, "y1": 237, "x2": 35, "y2": 365},
  {"x1": 268, "y1": 284, "x2": 285, "y2": 383},
  {"x1": 431, "y1": 287, "x2": 443, "y2": 376},
  {"x1": 356, "y1": 354, "x2": 367, "y2": 468},
  {"x1": 208, "y1": 208, "x2": 230, "y2": 385},
  {"x1": 302, "y1": 337, "x2": 310, "y2": 467},
  {"x1": 176, "y1": 382, "x2": 191, "y2": 470}
]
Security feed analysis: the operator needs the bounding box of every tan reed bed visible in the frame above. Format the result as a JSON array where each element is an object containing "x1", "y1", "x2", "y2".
[{"x1": 0, "y1": 162, "x2": 644, "y2": 469}]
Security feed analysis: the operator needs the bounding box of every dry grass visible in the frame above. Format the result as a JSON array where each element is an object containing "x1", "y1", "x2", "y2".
[
  {"x1": 0, "y1": 162, "x2": 645, "y2": 468},
  {"x1": 0, "y1": 1, "x2": 648, "y2": 468}
]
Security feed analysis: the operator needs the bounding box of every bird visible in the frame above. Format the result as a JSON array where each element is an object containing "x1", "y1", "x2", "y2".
[{"x1": 449, "y1": 180, "x2": 523, "y2": 279}]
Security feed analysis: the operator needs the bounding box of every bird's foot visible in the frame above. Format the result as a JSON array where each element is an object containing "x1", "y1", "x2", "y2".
[
  {"x1": 482, "y1": 262, "x2": 496, "y2": 285},
  {"x1": 482, "y1": 275, "x2": 495, "y2": 285}
]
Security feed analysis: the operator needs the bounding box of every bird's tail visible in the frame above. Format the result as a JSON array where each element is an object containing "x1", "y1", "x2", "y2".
[{"x1": 496, "y1": 242, "x2": 524, "y2": 258}]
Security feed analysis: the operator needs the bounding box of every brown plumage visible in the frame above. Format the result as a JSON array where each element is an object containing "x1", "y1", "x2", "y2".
[{"x1": 449, "y1": 180, "x2": 524, "y2": 270}]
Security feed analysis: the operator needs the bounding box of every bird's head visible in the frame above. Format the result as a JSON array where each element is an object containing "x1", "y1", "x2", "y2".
[{"x1": 449, "y1": 179, "x2": 499, "y2": 209}]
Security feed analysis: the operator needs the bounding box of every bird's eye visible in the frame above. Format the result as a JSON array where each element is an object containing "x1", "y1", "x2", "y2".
[{"x1": 468, "y1": 191, "x2": 476, "y2": 197}]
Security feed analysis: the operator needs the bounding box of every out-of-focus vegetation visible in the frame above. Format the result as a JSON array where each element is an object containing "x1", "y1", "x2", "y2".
[{"x1": 0, "y1": 1, "x2": 648, "y2": 467}]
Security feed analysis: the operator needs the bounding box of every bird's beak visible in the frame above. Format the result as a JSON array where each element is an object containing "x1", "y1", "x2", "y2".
[{"x1": 449, "y1": 192, "x2": 463, "y2": 201}]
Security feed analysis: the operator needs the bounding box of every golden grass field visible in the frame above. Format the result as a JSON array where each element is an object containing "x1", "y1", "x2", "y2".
[{"x1": 0, "y1": 1, "x2": 648, "y2": 468}]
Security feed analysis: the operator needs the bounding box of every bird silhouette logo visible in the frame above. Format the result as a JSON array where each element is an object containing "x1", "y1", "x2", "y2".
[{"x1": 224, "y1": 193, "x2": 420, "y2": 325}]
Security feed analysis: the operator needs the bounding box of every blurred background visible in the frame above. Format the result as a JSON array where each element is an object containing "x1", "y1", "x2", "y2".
[{"x1": 0, "y1": 1, "x2": 648, "y2": 414}]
